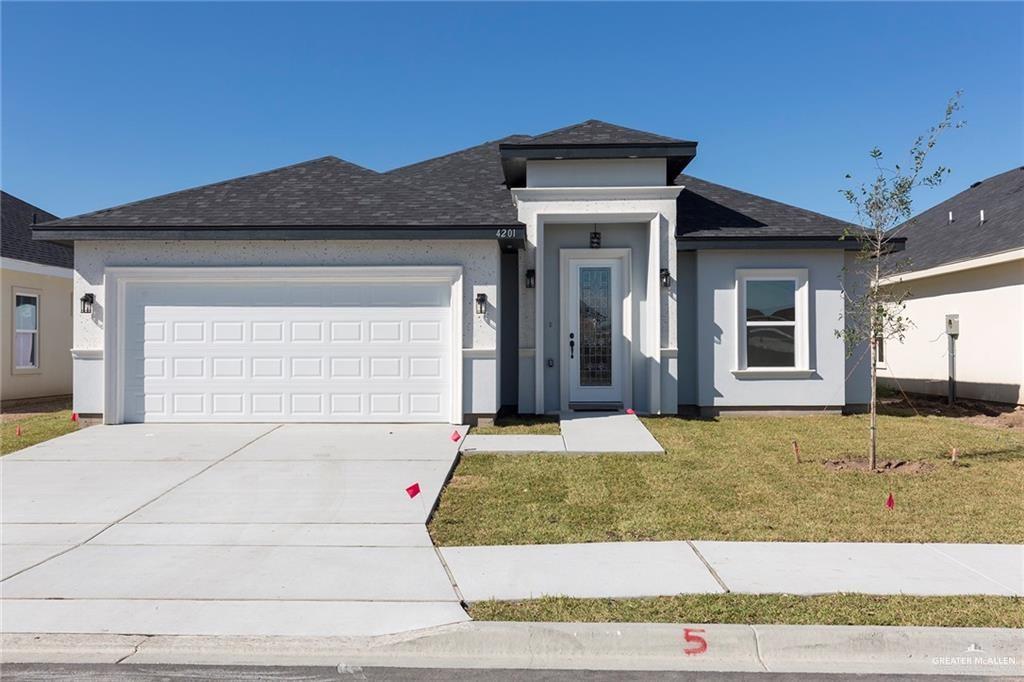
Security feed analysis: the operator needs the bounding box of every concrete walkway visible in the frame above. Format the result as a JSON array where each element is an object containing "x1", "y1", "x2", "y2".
[
  {"x1": 1, "y1": 423, "x2": 470, "y2": 637},
  {"x1": 440, "y1": 540, "x2": 1024, "y2": 601},
  {"x1": 460, "y1": 411, "x2": 663, "y2": 454}
]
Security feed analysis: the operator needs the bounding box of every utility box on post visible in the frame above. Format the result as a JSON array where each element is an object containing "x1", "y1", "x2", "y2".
[
  {"x1": 945, "y1": 314, "x2": 960, "y2": 337},
  {"x1": 945, "y1": 314, "x2": 959, "y2": 404}
]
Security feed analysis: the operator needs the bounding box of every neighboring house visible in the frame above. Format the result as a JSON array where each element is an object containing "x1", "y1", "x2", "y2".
[
  {"x1": 879, "y1": 167, "x2": 1024, "y2": 405},
  {"x1": 34, "y1": 120, "x2": 874, "y2": 424},
  {"x1": 1, "y1": 191, "x2": 74, "y2": 402}
]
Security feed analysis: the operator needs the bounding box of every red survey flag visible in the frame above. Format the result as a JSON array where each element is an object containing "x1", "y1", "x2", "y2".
[
  {"x1": 885, "y1": 492, "x2": 895, "y2": 510},
  {"x1": 71, "y1": 412, "x2": 79, "y2": 422},
  {"x1": 406, "y1": 482, "x2": 421, "y2": 499},
  {"x1": 450, "y1": 430, "x2": 461, "y2": 442}
]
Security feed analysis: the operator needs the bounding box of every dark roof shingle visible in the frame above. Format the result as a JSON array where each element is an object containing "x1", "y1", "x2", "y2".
[
  {"x1": 34, "y1": 119, "x2": 852, "y2": 240},
  {"x1": 1, "y1": 191, "x2": 71, "y2": 268},
  {"x1": 523, "y1": 119, "x2": 693, "y2": 146},
  {"x1": 42, "y1": 156, "x2": 515, "y2": 228},
  {"x1": 891, "y1": 166, "x2": 1024, "y2": 272},
  {"x1": 675, "y1": 174, "x2": 856, "y2": 239}
]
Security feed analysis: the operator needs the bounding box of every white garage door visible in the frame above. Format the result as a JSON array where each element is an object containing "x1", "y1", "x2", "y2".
[{"x1": 123, "y1": 280, "x2": 453, "y2": 423}]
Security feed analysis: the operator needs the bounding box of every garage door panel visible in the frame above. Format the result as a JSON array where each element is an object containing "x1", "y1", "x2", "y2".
[{"x1": 124, "y1": 282, "x2": 453, "y2": 423}]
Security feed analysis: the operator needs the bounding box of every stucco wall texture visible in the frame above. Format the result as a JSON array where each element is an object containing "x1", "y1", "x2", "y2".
[
  {"x1": 74, "y1": 240, "x2": 498, "y2": 351},
  {"x1": 1, "y1": 267, "x2": 73, "y2": 401},
  {"x1": 880, "y1": 258, "x2": 1023, "y2": 405}
]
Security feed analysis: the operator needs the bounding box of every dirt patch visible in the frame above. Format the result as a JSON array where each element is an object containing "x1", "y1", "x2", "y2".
[
  {"x1": 822, "y1": 458, "x2": 936, "y2": 474},
  {"x1": 0, "y1": 396, "x2": 72, "y2": 423},
  {"x1": 449, "y1": 474, "x2": 490, "y2": 491},
  {"x1": 880, "y1": 393, "x2": 1023, "y2": 430}
]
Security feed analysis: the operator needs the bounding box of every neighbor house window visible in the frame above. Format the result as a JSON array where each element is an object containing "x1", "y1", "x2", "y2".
[
  {"x1": 14, "y1": 292, "x2": 40, "y2": 370},
  {"x1": 736, "y1": 269, "x2": 810, "y2": 373}
]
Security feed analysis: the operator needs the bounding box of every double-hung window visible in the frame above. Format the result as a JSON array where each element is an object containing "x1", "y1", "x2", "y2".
[
  {"x1": 14, "y1": 292, "x2": 40, "y2": 370},
  {"x1": 736, "y1": 269, "x2": 810, "y2": 375}
]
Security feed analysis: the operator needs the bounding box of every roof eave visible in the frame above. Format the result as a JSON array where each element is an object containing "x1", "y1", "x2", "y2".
[{"x1": 499, "y1": 142, "x2": 698, "y2": 187}]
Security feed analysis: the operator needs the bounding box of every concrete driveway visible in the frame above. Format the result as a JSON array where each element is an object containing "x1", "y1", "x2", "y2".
[{"x1": 1, "y1": 423, "x2": 469, "y2": 637}]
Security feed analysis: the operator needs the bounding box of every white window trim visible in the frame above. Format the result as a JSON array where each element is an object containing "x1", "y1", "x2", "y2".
[
  {"x1": 733, "y1": 268, "x2": 811, "y2": 379},
  {"x1": 12, "y1": 288, "x2": 42, "y2": 374}
]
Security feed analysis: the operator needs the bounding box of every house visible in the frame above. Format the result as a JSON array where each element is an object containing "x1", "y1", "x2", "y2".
[
  {"x1": 879, "y1": 167, "x2": 1024, "y2": 405},
  {"x1": 33, "y1": 120, "x2": 872, "y2": 424},
  {"x1": 1, "y1": 191, "x2": 74, "y2": 403}
]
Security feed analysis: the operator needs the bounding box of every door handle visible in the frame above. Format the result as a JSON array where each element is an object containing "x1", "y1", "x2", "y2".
[{"x1": 569, "y1": 333, "x2": 575, "y2": 359}]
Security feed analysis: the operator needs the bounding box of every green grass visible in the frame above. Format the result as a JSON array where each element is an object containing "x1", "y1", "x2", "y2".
[
  {"x1": 472, "y1": 414, "x2": 561, "y2": 435},
  {"x1": 1, "y1": 409, "x2": 81, "y2": 455},
  {"x1": 430, "y1": 414, "x2": 1024, "y2": 545},
  {"x1": 469, "y1": 594, "x2": 1024, "y2": 628}
]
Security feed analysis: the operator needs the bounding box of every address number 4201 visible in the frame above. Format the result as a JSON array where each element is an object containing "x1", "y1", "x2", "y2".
[{"x1": 495, "y1": 228, "x2": 518, "y2": 238}]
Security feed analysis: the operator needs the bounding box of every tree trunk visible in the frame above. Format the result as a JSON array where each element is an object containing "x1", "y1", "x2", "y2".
[{"x1": 869, "y1": 336, "x2": 878, "y2": 470}]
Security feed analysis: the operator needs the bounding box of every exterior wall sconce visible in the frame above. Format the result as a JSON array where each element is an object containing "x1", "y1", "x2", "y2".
[
  {"x1": 475, "y1": 292, "x2": 487, "y2": 315},
  {"x1": 525, "y1": 269, "x2": 535, "y2": 289},
  {"x1": 660, "y1": 268, "x2": 671, "y2": 288},
  {"x1": 80, "y1": 293, "x2": 95, "y2": 314},
  {"x1": 590, "y1": 231, "x2": 601, "y2": 249}
]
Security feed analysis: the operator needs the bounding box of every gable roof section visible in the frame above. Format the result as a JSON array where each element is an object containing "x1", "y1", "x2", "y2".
[
  {"x1": 1, "y1": 191, "x2": 72, "y2": 268},
  {"x1": 32, "y1": 119, "x2": 855, "y2": 243},
  {"x1": 890, "y1": 166, "x2": 1024, "y2": 272},
  {"x1": 675, "y1": 174, "x2": 858, "y2": 241},
  {"x1": 386, "y1": 135, "x2": 528, "y2": 224},
  {"x1": 523, "y1": 119, "x2": 692, "y2": 146},
  {"x1": 39, "y1": 156, "x2": 511, "y2": 228}
]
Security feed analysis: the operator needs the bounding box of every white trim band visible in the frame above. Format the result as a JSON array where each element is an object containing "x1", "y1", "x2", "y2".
[{"x1": 1, "y1": 257, "x2": 73, "y2": 279}]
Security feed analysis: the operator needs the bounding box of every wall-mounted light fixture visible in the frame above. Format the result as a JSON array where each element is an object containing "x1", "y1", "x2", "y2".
[
  {"x1": 589, "y1": 231, "x2": 601, "y2": 249},
  {"x1": 80, "y1": 293, "x2": 95, "y2": 314},
  {"x1": 525, "y1": 269, "x2": 535, "y2": 289},
  {"x1": 660, "y1": 268, "x2": 671, "y2": 288},
  {"x1": 475, "y1": 292, "x2": 488, "y2": 315}
]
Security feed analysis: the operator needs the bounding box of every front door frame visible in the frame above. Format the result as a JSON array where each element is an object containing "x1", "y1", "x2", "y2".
[{"x1": 559, "y1": 248, "x2": 632, "y2": 412}]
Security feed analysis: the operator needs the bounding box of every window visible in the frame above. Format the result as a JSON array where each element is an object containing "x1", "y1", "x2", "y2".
[
  {"x1": 874, "y1": 335, "x2": 885, "y2": 366},
  {"x1": 14, "y1": 292, "x2": 39, "y2": 370},
  {"x1": 745, "y1": 279, "x2": 797, "y2": 367},
  {"x1": 736, "y1": 269, "x2": 810, "y2": 374}
]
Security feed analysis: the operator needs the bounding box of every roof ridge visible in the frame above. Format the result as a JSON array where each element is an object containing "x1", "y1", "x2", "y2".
[
  {"x1": 527, "y1": 118, "x2": 686, "y2": 144},
  {"x1": 39, "y1": 156, "x2": 374, "y2": 226},
  {"x1": 385, "y1": 135, "x2": 530, "y2": 175}
]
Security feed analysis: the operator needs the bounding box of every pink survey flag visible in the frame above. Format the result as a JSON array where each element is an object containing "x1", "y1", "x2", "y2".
[{"x1": 406, "y1": 483, "x2": 421, "y2": 499}]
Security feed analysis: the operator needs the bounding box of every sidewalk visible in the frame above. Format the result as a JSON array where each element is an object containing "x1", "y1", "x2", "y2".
[
  {"x1": 3, "y1": 623, "x2": 1021, "y2": 676},
  {"x1": 439, "y1": 541, "x2": 1023, "y2": 601}
]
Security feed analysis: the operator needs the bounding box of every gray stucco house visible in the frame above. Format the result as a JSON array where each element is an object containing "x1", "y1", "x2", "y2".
[{"x1": 34, "y1": 120, "x2": 870, "y2": 424}]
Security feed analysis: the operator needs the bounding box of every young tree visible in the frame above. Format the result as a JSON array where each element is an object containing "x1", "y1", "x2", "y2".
[{"x1": 838, "y1": 92, "x2": 964, "y2": 470}]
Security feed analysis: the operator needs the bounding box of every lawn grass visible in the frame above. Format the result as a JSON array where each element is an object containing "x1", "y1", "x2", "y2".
[
  {"x1": 430, "y1": 413, "x2": 1024, "y2": 545},
  {"x1": 1, "y1": 409, "x2": 81, "y2": 455},
  {"x1": 472, "y1": 414, "x2": 561, "y2": 435},
  {"x1": 469, "y1": 594, "x2": 1024, "y2": 629}
]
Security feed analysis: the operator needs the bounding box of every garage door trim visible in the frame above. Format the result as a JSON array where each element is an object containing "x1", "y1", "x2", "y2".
[{"x1": 103, "y1": 266, "x2": 464, "y2": 425}]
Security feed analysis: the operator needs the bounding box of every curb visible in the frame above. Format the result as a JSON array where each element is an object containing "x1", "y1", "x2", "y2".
[{"x1": 2, "y1": 622, "x2": 1022, "y2": 676}]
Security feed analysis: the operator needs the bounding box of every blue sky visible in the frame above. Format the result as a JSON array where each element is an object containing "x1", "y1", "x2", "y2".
[{"x1": 3, "y1": 2, "x2": 1021, "y2": 222}]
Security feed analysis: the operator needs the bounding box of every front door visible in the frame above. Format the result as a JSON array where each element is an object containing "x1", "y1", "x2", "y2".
[{"x1": 566, "y1": 258, "x2": 624, "y2": 406}]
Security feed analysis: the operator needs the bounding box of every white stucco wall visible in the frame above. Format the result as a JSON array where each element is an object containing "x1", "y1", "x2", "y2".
[
  {"x1": 512, "y1": 185, "x2": 680, "y2": 414},
  {"x1": 879, "y1": 258, "x2": 1023, "y2": 405},
  {"x1": 73, "y1": 239, "x2": 500, "y2": 416},
  {"x1": 527, "y1": 159, "x2": 667, "y2": 188},
  {"x1": 696, "y1": 249, "x2": 850, "y2": 408}
]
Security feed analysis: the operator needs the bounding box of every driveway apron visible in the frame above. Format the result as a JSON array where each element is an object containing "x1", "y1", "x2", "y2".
[{"x1": 1, "y1": 423, "x2": 469, "y2": 637}]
